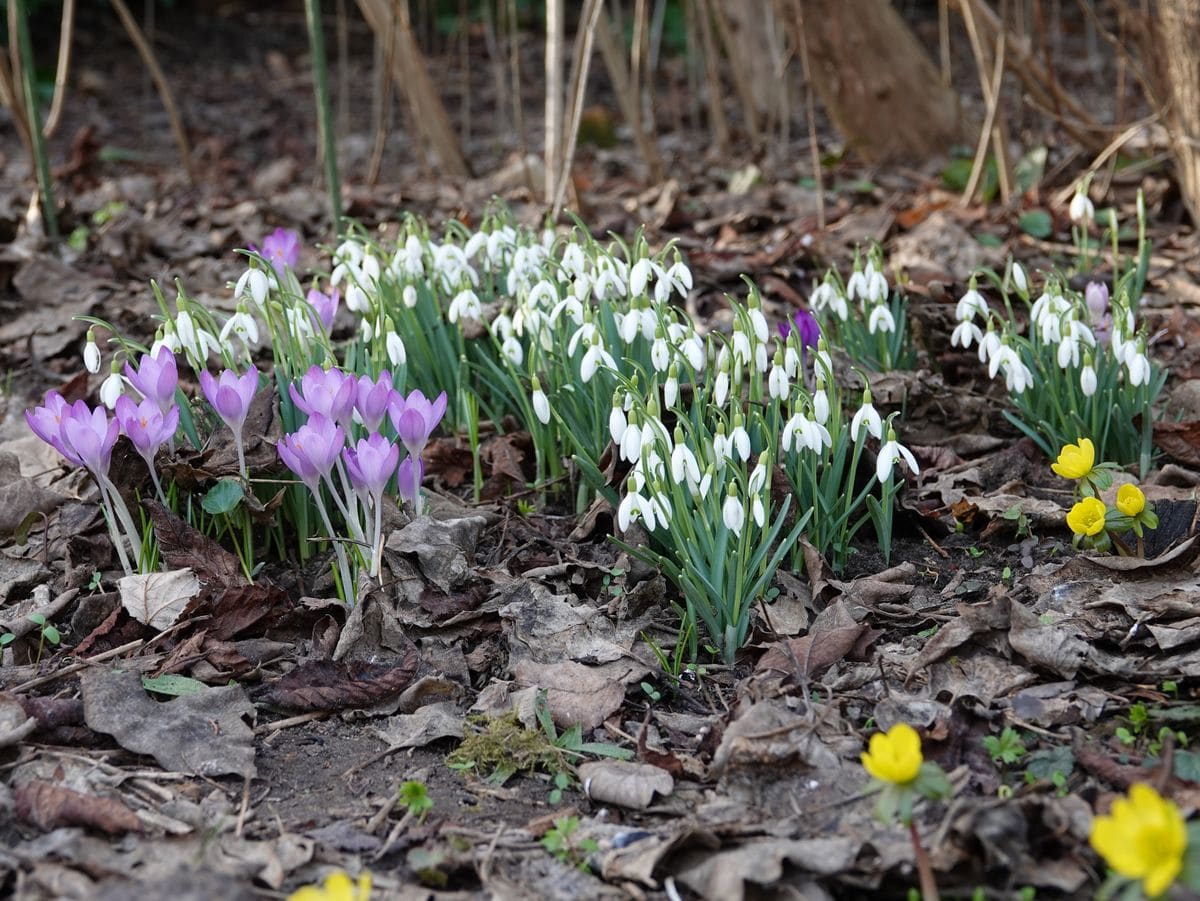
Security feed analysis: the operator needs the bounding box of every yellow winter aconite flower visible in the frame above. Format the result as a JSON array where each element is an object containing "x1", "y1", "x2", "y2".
[
  {"x1": 861, "y1": 722, "x2": 923, "y2": 785},
  {"x1": 288, "y1": 871, "x2": 372, "y2": 901},
  {"x1": 1117, "y1": 483, "x2": 1146, "y2": 517},
  {"x1": 1067, "y1": 497, "x2": 1107, "y2": 537},
  {"x1": 1051, "y1": 437, "x2": 1096, "y2": 480},
  {"x1": 1090, "y1": 783, "x2": 1187, "y2": 899}
]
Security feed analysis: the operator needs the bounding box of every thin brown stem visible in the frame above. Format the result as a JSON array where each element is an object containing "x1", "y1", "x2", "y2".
[{"x1": 909, "y1": 820, "x2": 940, "y2": 901}]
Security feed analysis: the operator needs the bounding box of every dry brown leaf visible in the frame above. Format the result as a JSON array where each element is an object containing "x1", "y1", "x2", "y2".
[
  {"x1": 579, "y1": 760, "x2": 673, "y2": 810},
  {"x1": 14, "y1": 779, "x2": 142, "y2": 834},
  {"x1": 117, "y1": 568, "x2": 201, "y2": 630}
]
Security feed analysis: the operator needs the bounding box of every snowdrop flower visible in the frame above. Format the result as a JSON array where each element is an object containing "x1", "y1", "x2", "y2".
[
  {"x1": 955, "y1": 281, "x2": 988, "y2": 322},
  {"x1": 748, "y1": 306, "x2": 770, "y2": 344},
  {"x1": 220, "y1": 307, "x2": 260, "y2": 355},
  {"x1": 868, "y1": 303, "x2": 896, "y2": 334},
  {"x1": 850, "y1": 389, "x2": 883, "y2": 441},
  {"x1": 722, "y1": 484, "x2": 745, "y2": 536},
  {"x1": 1069, "y1": 186, "x2": 1095, "y2": 224},
  {"x1": 846, "y1": 265, "x2": 869, "y2": 303},
  {"x1": 714, "y1": 358, "x2": 731, "y2": 409},
  {"x1": 768, "y1": 352, "x2": 789, "y2": 400},
  {"x1": 235, "y1": 268, "x2": 270, "y2": 308},
  {"x1": 581, "y1": 338, "x2": 616, "y2": 383},
  {"x1": 360, "y1": 317, "x2": 374, "y2": 343},
  {"x1": 876, "y1": 427, "x2": 919, "y2": 483},
  {"x1": 664, "y1": 364, "x2": 679, "y2": 409},
  {"x1": 866, "y1": 263, "x2": 889, "y2": 304},
  {"x1": 402, "y1": 284, "x2": 418, "y2": 309},
  {"x1": 1039, "y1": 310, "x2": 1063, "y2": 345},
  {"x1": 1080, "y1": 359, "x2": 1098, "y2": 397},
  {"x1": 619, "y1": 412, "x2": 643, "y2": 463},
  {"x1": 629, "y1": 258, "x2": 655, "y2": 297},
  {"x1": 1057, "y1": 334, "x2": 1081, "y2": 370},
  {"x1": 447, "y1": 288, "x2": 482, "y2": 324},
  {"x1": 731, "y1": 329, "x2": 752, "y2": 365},
  {"x1": 814, "y1": 340, "x2": 834, "y2": 382},
  {"x1": 385, "y1": 324, "x2": 407, "y2": 368},
  {"x1": 345, "y1": 283, "x2": 370, "y2": 314},
  {"x1": 609, "y1": 397, "x2": 627, "y2": 445},
  {"x1": 175, "y1": 310, "x2": 218, "y2": 363},
  {"x1": 682, "y1": 333, "x2": 706, "y2": 372},
  {"x1": 502, "y1": 336, "x2": 524, "y2": 366},
  {"x1": 1127, "y1": 344, "x2": 1151, "y2": 387},
  {"x1": 83, "y1": 330, "x2": 102, "y2": 374},
  {"x1": 1009, "y1": 261, "x2": 1028, "y2": 295},
  {"x1": 1003, "y1": 356, "x2": 1035, "y2": 393},
  {"x1": 730, "y1": 415, "x2": 751, "y2": 461},
  {"x1": 593, "y1": 261, "x2": 626, "y2": 301},
  {"x1": 813, "y1": 381, "x2": 830, "y2": 425},
  {"x1": 712, "y1": 423, "x2": 732, "y2": 462},
  {"x1": 531, "y1": 376, "x2": 550, "y2": 425},
  {"x1": 100, "y1": 362, "x2": 125, "y2": 409},
  {"x1": 782, "y1": 409, "x2": 829, "y2": 453},
  {"x1": 671, "y1": 432, "x2": 701, "y2": 487},
  {"x1": 464, "y1": 231, "x2": 487, "y2": 261},
  {"x1": 651, "y1": 331, "x2": 670, "y2": 372},
  {"x1": 951, "y1": 320, "x2": 984, "y2": 349},
  {"x1": 663, "y1": 260, "x2": 693, "y2": 298},
  {"x1": 811, "y1": 277, "x2": 848, "y2": 321},
  {"x1": 618, "y1": 488, "x2": 658, "y2": 532},
  {"x1": 978, "y1": 324, "x2": 1001, "y2": 364},
  {"x1": 361, "y1": 253, "x2": 381, "y2": 284},
  {"x1": 560, "y1": 242, "x2": 585, "y2": 276}
]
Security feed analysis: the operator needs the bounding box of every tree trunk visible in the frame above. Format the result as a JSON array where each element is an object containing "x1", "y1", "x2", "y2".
[
  {"x1": 1153, "y1": 1, "x2": 1200, "y2": 223},
  {"x1": 793, "y1": 0, "x2": 968, "y2": 162}
]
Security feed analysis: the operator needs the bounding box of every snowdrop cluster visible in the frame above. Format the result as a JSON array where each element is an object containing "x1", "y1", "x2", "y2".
[
  {"x1": 955, "y1": 259, "x2": 1160, "y2": 469},
  {"x1": 807, "y1": 245, "x2": 913, "y2": 371}
]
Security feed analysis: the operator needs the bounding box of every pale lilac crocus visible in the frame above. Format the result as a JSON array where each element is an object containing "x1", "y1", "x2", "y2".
[
  {"x1": 115, "y1": 395, "x2": 179, "y2": 503},
  {"x1": 306, "y1": 287, "x2": 340, "y2": 332},
  {"x1": 261, "y1": 228, "x2": 301, "y2": 270},
  {"x1": 388, "y1": 389, "x2": 448, "y2": 460},
  {"x1": 278, "y1": 414, "x2": 346, "y2": 495},
  {"x1": 353, "y1": 371, "x2": 397, "y2": 433},
  {"x1": 199, "y1": 366, "x2": 259, "y2": 477},
  {"x1": 124, "y1": 346, "x2": 179, "y2": 417},
  {"x1": 26, "y1": 395, "x2": 139, "y2": 573},
  {"x1": 1085, "y1": 281, "x2": 1112, "y2": 344},
  {"x1": 343, "y1": 432, "x2": 401, "y2": 577},
  {"x1": 289, "y1": 365, "x2": 356, "y2": 433},
  {"x1": 278, "y1": 414, "x2": 355, "y2": 600},
  {"x1": 396, "y1": 456, "x2": 424, "y2": 513}
]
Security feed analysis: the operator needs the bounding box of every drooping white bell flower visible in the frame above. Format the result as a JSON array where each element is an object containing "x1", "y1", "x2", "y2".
[{"x1": 876, "y1": 427, "x2": 920, "y2": 483}]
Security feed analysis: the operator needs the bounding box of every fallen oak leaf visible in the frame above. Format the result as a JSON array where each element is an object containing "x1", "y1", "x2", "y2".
[
  {"x1": 263, "y1": 650, "x2": 419, "y2": 712},
  {"x1": 14, "y1": 779, "x2": 142, "y2": 834},
  {"x1": 143, "y1": 499, "x2": 247, "y2": 588}
]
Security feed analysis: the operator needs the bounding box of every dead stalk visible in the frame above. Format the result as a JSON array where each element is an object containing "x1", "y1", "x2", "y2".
[
  {"x1": 960, "y1": 0, "x2": 1007, "y2": 205},
  {"x1": 544, "y1": 0, "x2": 564, "y2": 204},
  {"x1": 909, "y1": 820, "x2": 940, "y2": 901},
  {"x1": 43, "y1": 0, "x2": 75, "y2": 137},
  {"x1": 551, "y1": 0, "x2": 605, "y2": 217},
  {"x1": 695, "y1": 0, "x2": 730, "y2": 159},
  {"x1": 109, "y1": 0, "x2": 194, "y2": 184}
]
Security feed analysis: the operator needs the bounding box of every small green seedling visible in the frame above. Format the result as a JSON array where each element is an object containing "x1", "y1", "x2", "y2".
[
  {"x1": 3, "y1": 613, "x2": 62, "y2": 663},
  {"x1": 398, "y1": 780, "x2": 434, "y2": 821},
  {"x1": 540, "y1": 815, "x2": 599, "y2": 872},
  {"x1": 984, "y1": 727, "x2": 1027, "y2": 766}
]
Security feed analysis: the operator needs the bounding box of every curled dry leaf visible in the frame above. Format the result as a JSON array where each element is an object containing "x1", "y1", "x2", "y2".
[
  {"x1": 14, "y1": 779, "x2": 142, "y2": 834},
  {"x1": 579, "y1": 760, "x2": 674, "y2": 810},
  {"x1": 263, "y1": 649, "x2": 419, "y2": 712},
  {"x1": 143, "y1": 499, "x2": 247, "y2": 588},
  {"x1": 117, "y1": 568, "x2": 201, "y2": 630}
]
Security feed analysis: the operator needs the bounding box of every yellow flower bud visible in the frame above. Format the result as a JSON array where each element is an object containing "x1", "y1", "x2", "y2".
[
  {"x1": 1051, "y1": 437, "x2": 1095, "y2": 480},
  {"x1": 1090, "y1": 783, "x2": 1186, "y2": 898},
  {"x1": 861, "y1": 722, "x2": 923, "y2": 785},
  {"x1": 1066, "y1": 497, "x2": 1107, "y2": 537},
  {"x1": 1116, "y1": 483, "x2": 1146, "y2": 517}
]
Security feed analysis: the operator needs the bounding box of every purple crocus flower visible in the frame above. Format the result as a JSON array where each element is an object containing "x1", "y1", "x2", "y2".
[
  {"x1": 278, "y1": 414, "x2": 346, "y2": 494},
  {"x1": 58, "y1": 400, "x2": 120, "y2": 474},
  {"x1": 124, "y1": 346, "x2": 178, "y2": 416},
  {"x1": 388, "y1": 389, "x2": 448, "y2": 459},
  {"x1": 289, "y1": 365, "x2": 356, "y2": 432},
  {"x1": 306, "y1": 287, "x2": 340, "y2": 332},
  {"x1": 354, "y1": 371, "x2": 397, "y2": 433},
  {"x1": 261, "y1": 228, "x2": 300, "y2": 270},
  {"x1": 792, "y1": 309, "x2": 821, "y2": 348},
  {"x1": 25, "y1": 391, "x2": 72, "y2": 456},
  {"x1": 115, "y1": 394, "x2": 179, "y2": 501},
  {"x1": 396, "y1": 455, "x2": 424, "y2": 508},
  {"x1": 115, "y1": 395, "x2": 179, "y2": 463},
  {"x1": 343, "y1": 432, "x2": 400, "y2": 502},
  {"x1": 199, "y1": 365, "x2": 259, "y2": 476}
]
